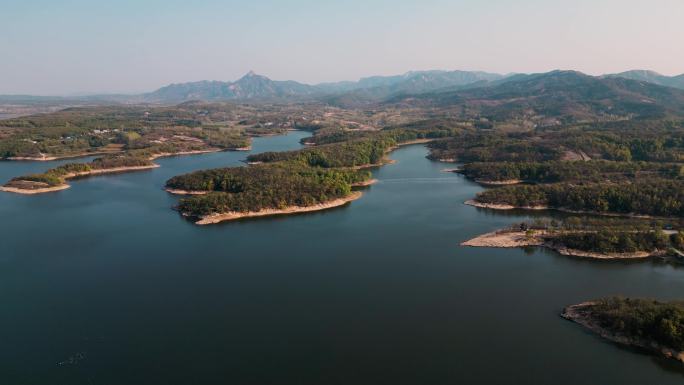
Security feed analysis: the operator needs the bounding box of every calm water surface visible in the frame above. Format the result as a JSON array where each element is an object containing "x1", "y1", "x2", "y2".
[{"x1": 1, "y1": 131, "x2": 683, "y2": 385}]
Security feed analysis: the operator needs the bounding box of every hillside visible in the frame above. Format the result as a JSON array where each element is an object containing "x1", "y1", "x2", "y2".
[{"x1": 391, "y1": 70, "x2": 684, "y2": 123}]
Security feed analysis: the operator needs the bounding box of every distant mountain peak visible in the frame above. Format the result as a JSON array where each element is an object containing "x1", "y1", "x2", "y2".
[{"x1": 245, "y1": 70, "x2": 257, "y2": 77}]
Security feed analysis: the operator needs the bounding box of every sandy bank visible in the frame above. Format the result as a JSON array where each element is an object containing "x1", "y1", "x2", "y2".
[
  {"x1": 193, "y1": 192, "x2": 363, "y2": 225},
  {"x1": 0, "y1": 184, "x2": 70, "y2": 194},
  {"x1": 562, "y1": 302, "x2": 684, "y2": 363},
  {"x1": 461, "y1": 230, "x2": 658, "y2": 260},
  {"x1": 464, "y1": 199, "x2": 548, "y2": 211},
  {"x1": 474, "y1": 179, "x2": 523, "y2": 186},
  {"x1": 150, "y1": 149, "x2": 223, "y2": 160},
  {"x1": 464, "y1": 200, "x2": 668, "y2": 220},
  {"x1": 553, "y1": 247, "x2": 652, "y2": 260},
  {"x1": 396, "y1": 138, "x2": 435, "y2": 147},
  {"x1": 164, "y1": 188, "x2": 209, "y2": 196},
  {"x1": 6, "y1": 155, "x2": 59, "y2": 161},
  {"x1": 350, "y1": 158, "x2": 397, "y2": 170},
  {"x1": 70, "y1": 165, "x2": 160, "y2": 177},
  {"x1": 352, "y1": 179, "x2": 378, "y2": 187},
  {"x1": 461, "y1": 230, "x2": 544, "y2": 248}
]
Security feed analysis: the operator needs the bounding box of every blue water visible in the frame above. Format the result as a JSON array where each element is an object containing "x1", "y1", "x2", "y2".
[{"x1": 1, "y1": 131, "x2": 683, "y2": 384}]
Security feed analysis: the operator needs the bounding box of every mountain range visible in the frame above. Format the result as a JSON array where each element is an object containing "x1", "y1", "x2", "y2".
[
  {"x1": 1, "y1": 69, "x2": 683, "y2": 108},
  {"x1": 141, "y1": 69, "x2": 684, "y2": 107},
  {"x1": 143, "y1": 70, "x2": 506, "y2": 104},
  {"x1": 389, "y1": 70, "x2": 684, "y2": 122}
]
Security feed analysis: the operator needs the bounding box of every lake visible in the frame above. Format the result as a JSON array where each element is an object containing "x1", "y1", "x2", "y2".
[{"x1": 1, "y1": 130, "x2": 683, "y2": 384}]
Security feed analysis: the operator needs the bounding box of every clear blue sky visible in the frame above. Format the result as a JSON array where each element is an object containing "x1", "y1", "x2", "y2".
[{"x1": 2, "y1": 0, "x2": 683, "y2": 95}]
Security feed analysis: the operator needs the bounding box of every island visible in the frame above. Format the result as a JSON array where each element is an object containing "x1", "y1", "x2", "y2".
[{"x1": 562, "y1": 298, "x2": 684, "y2": 363}]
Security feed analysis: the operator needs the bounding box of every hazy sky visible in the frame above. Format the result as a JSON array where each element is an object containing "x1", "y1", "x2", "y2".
[{"x1": 2, "y1": 0, "x2": 683, "y2": 95}]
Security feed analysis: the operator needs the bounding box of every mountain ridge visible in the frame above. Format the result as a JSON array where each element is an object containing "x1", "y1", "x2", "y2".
[
  {"x1": 143, "y1": 69, "x2": 507, "y2": 103},
  {"x1": 3, "y1": 68, "x2": 684, "y2": 105},
  {"x1": 607, "y1": 70, "x2": 684, "y2": 89}
]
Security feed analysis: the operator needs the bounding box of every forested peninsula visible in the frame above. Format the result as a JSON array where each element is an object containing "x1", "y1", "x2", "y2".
[
  {"x1": 433, "y1": 120, "x2": 684, "y2": 262},
  {"x1": 462, "y1": 217, "x2": 684, "y2": 261},
  {"x1": 562, "y1": 298, "x2": 684, "y2": 363},
  {"x1": 431, "y1": 123, "x2": 684, "y2": 218},
  {"x1": 166, "y1": 128, "x2": 453, "y2": 224}
]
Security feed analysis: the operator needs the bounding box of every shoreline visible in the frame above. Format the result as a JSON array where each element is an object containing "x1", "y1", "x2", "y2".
[
  {"x1": 149, "y1": 146, "x2": 253, "y2": 160},
  {"x1": 349, "y1": 158, "x2": 397, "y2": 170},
  {"x1": 562, "y1": 302, "x2": 684, "y2": 363},
  {"x1": 461, "y1": 230, "x2": 655, "y2": 260},
  {"x1": 165, "y1": 188, "x2": 209, "y2": 195},
  {"x1": 193, "y1": 191, "x2": 363, "y2": 225},
  {"x1": 464, "y1": 200, "x2": 668, "y2": 220},
  {"x1": 460, "y1": 230, "x2": 545, "y2": 248},
  {"x1": 464, "y1": 199, "x2": 548, "y2": 211},
  {"x1": 0, "y1": 184, "x2": 71, "y2": 194},
  {"x1": 474, "y1": 179, "x2": 523, "y2": 186},
  {"x1": 395, "y1": 138, "x2": 435, "y2": 147},
  {"x1": 352, "y1": 178, "x2": 378, "y2": 187}
]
